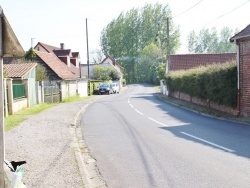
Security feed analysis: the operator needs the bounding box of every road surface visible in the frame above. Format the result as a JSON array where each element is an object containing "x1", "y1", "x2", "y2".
[{"x1": 81, "y1": 84, "x2": 250, "y2": 188}]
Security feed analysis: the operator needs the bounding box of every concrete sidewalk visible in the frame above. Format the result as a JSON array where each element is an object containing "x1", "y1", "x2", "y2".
[{"x1": 4, "y1": 96, "x2": 107, "y2": 188}]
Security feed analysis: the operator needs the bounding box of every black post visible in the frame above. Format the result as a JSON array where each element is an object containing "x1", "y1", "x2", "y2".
[{"x1": 0, "y1": 6, "x2": 5, "y2": 188}]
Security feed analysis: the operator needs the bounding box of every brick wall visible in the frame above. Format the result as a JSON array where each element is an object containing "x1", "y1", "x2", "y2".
[
  {"x1": 168, "y1": 53, "x2": 236, "y2": 71},
  {"x1": 239, "y1": 40, "x2": 250, "y2": 116},
  {"x1": 170, "y1": 91, "x2": 238, "y2": 116}
]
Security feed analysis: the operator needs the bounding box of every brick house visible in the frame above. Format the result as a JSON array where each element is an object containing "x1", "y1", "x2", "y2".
[{"x1": 230, "y1": 24, "x2": 250, "y2": 117}]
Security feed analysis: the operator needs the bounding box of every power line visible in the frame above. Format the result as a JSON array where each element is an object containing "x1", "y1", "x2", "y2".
[
  {"x1": 173, "y1": 0, "x2": 205, "y2": 18},
  {"x1": 203, "y1": 0, "x2": 250, "y2": 27}
]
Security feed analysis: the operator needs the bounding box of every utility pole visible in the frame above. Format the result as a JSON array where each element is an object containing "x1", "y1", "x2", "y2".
[
  {"x1": 31, "y1": 37, "x2": 35, "y2": 48},
  {"x1": 86, "y1": 18, "x2": 90, "y2": 95},
  {"x1": 166, "y1": 17, "x2": 170, "y2": 73},
  {"x1": 0, "y1": 6, "x2": 5, "y2": 188},
  {"x1": 86, "y1": 18, "x2": 89, "y2": 80}
]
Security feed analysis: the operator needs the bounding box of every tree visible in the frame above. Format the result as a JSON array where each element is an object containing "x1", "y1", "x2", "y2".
[
  {"x1": 91, "y1": 66, "x2": 111, "y2": 81},
  {"x1": 156, "y1": 63, "x2": 166, "y2": 80},
  {"x1": 91, "y1": 65, "x2": 121, "y2": 82},
  {"x1": 109, "y1": 69, "x2": 120, "y2": 81},
  {"x1": 188, "y1": 27, "x2": 237, "y2": 53},
  {"x1": 25, "y1": 47, "x2": 36, "y2": 61},
  {"x1": 137, "y1": 43, "x2": 161, "y2": 82},
  {"x1": 90, "y1": 48, "x2": 104, "y2": 64},
  {"x1": 100, "y1": 3, "x2": 180, "y2": 83},
  {"x1": 24, "y1": 48, "x2": 48, "y2": 81}
]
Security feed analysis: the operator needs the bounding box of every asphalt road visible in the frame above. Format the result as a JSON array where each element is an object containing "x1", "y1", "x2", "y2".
[{"x1": 81, "y1": 84, "x2": 250, "y2": 188}]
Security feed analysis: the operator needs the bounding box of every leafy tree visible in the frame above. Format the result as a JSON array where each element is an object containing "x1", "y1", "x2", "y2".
[
  {"x1": 137, "y1": 43, "x2": 161, "y2": 82},
  {"x1": 90, "y1": 48, "x2": 104, "y2": 64},
  {"x1": 109, "y1": 69, "x2": 120, "y2": 81},
  {"x1": 91, "y1": 65, "x2": 121, "y2": 81},
  {"x1": 188, "y1": 27, "x2": 237, "y2": 53},
  {"x1": 25, "y1": 48, "x2": 36, "y2": 61},
  {"x1": 156, "y1": 63, "x2": 166, "y2": 80},
  {"x1": 100, "y1": 3, "x2": 180, "y2": 83},
  {"x1": 91, "y1": 66, "x2": 111, "y2": 81}
]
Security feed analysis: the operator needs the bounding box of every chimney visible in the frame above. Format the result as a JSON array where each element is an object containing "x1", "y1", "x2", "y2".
[{"x1": 60, "y1": 43, "x2": 65, "y2": 49}]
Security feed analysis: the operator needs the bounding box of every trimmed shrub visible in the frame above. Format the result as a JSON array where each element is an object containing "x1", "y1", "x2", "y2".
[{"x1": 164, "y1": 61, "x2": 237, "y2": 108}]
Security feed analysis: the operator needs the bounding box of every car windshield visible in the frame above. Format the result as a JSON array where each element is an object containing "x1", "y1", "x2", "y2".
[{"x1": 100, "y1": 84, "x2": 109, "y2": 87}]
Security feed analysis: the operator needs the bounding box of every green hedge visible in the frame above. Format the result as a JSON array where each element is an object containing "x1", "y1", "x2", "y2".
[
  {"x1": 164, "y1": 61, "x2": 237, "y2": 108},
  {"x1": 89, "y1": 80, "x2": 102, "y2": 95}
]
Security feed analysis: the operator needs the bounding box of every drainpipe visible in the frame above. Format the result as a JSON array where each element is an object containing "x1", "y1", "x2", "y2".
[{"x1": 236, "y1": 40, "x2": 240, "y2": 116}]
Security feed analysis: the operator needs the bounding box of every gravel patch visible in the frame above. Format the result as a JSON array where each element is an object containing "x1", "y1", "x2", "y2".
[{"x1": 5, "y1": 101, "x2": 91, "y2": 188}]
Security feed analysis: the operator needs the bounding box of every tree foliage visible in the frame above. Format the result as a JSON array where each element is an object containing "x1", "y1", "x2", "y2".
[
  {"x1": 25, "y1": 48, "x2": 37, "y2": 61},
  {"x1": 188, "y1": 27, "x2": 237, "y2": 53},
  {"x1": 91, "y1": 66, "x2": 120, "y2": 81},
  {"x1": 100, "y1": 3, "x2": 180, "y2": 84},
  {"x1": 24, "y1": 48, "x2": 48, "y2": 81}
]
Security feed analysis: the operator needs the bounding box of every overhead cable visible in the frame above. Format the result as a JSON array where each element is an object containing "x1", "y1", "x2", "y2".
[{"x1": 173, "y1": 0, "x2": 205, "y2": 18}]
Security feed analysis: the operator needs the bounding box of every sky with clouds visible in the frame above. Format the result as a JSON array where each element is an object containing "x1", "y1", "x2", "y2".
[{"x1": 1, "y1": 0, "x2": 250, "y2": 63}]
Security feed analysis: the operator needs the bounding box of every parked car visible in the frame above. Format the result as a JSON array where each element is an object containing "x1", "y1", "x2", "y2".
[
  {"x1": 98, "y1": 83, "x2": 112, "y2": 95},
  {"x1": 110, "y1": 83, "x2": 119, "y2": 94}
]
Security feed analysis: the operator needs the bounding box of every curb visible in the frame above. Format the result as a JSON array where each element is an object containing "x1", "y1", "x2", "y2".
[
  {"x1": 154, "y1": 92, "x2": 250, "y2": 126},
  {"x1": 71, "y1": 98, "x2": 107, "y2": 188}
]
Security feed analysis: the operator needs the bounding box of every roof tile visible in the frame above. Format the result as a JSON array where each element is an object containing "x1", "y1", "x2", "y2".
[
  {"x1": 230, "y1": 24, "x2": 250, "y2": 42},
  {"x1": 35, "y1": 51, "x2": 77, "y2": 80},
  {"x1": 4, "y1": 63, "x2": 37, "y2": 78}
]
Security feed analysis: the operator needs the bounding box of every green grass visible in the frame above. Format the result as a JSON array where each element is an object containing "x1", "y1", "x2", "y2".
[
  {"x1": 5, "y1": 95, "x2": 94, "y2": 131},
  {"x1": 4, "y1": 103, "x2": 56, "y2": 131},
  {"x1": 62, "y1": 95, "x2": 92, "y2": 103}
]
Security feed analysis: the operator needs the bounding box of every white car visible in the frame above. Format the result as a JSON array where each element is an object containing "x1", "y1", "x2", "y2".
[{"x1": 110, "y1": 83, "x2": 119, "y2": 94}]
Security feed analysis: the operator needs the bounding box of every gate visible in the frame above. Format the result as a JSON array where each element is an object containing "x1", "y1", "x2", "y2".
[{"x1": 44, "y1": 81, "x2": 61, "y2": 103}]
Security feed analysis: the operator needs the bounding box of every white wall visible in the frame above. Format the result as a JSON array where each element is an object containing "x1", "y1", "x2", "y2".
[
  {"x1": 61, "y1": 80, "x2": 88, "y2": 99},
  {"x1": 77, "y1": 80, "x2": 88, "y2": 97}
]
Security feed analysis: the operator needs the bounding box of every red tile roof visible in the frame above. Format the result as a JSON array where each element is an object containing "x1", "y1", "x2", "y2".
[
  {"x1": 35, "y1": 42, "x2": 60, "y2": 53},
  {"x1": 230, "y1": 24, "x2": 250, "y2": 42},
  {"x1": 35, "y1": 51, "x2": 77, "y2": 80},
  {"x1": 4, "y1": 63, "x2": 37, "y2": 78},
  {"x1": 168, "y1": 53, "x2": 236, "y2": 71},
  {"x1": 68, "y1": 63, "x2": 87, "y2": 78}
]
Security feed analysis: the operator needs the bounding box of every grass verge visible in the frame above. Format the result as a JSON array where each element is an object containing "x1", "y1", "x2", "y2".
[
  {"x1": 62, "y1": 95, "x2": 92, "y2": 103},
  {"x1": 5, "y1": 95, "x2": 94, "y2": 131},
  {"x1": 5, "y1": 103, "x2": 56, "y2": 131}
]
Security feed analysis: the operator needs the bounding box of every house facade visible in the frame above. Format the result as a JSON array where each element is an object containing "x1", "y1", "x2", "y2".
[
  {"x1": 3, "y1": 63, "x2": 37, "y2": 115},
  {"x1": 35, "y1": 50, "x2": 88, "y2": 99},
  {"x1": 230, "y1": 24, "x2": 250, "y2": 116}
]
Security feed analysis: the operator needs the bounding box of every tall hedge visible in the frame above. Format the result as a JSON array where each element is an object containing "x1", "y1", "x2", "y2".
[{"x1": 164, "y1": 61, "x2": 237, "y2": 108}]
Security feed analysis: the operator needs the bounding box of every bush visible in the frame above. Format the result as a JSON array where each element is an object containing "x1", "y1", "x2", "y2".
[{"x1": 164, "y1": 61, "x2": 237, "y2": 108}]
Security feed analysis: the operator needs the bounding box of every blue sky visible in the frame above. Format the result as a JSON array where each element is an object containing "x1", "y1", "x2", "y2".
[{"x1": 1, "y1": 0, "x2": 250, "y2": 63}]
